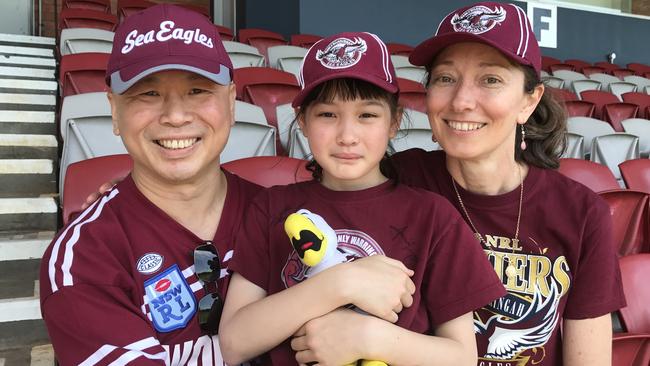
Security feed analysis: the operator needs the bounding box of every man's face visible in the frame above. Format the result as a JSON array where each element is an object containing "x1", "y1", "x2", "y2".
[{"x1": 108, "y1": 70, "x2": 236, "y2": 186}]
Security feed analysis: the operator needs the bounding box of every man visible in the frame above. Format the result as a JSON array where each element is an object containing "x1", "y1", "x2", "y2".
[{"x1": 40, "y1": 5, "x2": 260, "y2": 365}]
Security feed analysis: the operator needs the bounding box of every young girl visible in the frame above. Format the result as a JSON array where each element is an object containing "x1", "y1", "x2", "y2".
[{"x1": 218, "y1": 32, "x2": 506, "y2": 366}]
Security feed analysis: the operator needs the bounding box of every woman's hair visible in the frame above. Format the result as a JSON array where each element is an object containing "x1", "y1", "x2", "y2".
[
  {"x1": 294, "y1": 78, "x2": 402, "y2": 181},
  {"x1": 424, "y1": 62, "x2": 567, "y2": 170}
]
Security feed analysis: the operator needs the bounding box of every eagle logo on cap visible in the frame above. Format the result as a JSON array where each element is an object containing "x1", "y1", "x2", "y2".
[
  {"x1": 316, "y1": 37, "x2": 368, "y2": 69},
  {"x1": 451, "y1": 5, "x2": 506, "y2": 34}
]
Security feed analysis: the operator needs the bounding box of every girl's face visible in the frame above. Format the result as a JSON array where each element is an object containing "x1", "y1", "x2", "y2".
[
  {"x1": 425, "y1": 42, "x2": 543, "y2": 163},
  {"x1": 299, "y1": 96, "x2": 399, "y2": 191}
]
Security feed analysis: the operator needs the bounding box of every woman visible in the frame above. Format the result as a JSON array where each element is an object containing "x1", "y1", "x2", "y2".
[{"x1": 293, "y1": 2, "x2": 625, "y2": 365}]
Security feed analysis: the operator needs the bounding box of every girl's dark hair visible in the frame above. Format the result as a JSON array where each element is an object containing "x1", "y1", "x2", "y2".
[
  {"x1": 424, "y1": 63, "x2": 567, "y2": 170},
  {"x1": 516, "y1": 65, "x2": 567, "y2": 169},
  {"x1": 294, "y1": 78, "x2": 402, "y2": 181}
]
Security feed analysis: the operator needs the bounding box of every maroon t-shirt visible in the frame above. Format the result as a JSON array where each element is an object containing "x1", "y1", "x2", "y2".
[
  {"x1": 40, "y1": 171, "x2": 260, "y2": 366},
  {"x1": 392, "y1": 149, "x2": 626, "y2": 366},
  {"x1": 229, "y1": 179, "x2": 506, "y2": 365}
]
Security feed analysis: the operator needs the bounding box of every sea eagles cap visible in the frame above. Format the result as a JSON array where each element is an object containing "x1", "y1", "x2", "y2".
[
  {"x1": 106, "y1": 4, "x2": 233, "y2": 94},
  {"x1": 409, "y1": 2, "x2": 541, "y2": 77},
  {"x1": 292, "y1": 31, "x2": 399, "y2": 108}
]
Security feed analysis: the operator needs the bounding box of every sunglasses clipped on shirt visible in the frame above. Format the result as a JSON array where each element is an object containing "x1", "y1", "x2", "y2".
[{"x1": 194, "y1": 241, "x2": 223, "y2": 335}]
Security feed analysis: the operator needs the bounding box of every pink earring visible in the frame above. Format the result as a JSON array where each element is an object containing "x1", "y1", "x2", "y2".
[{"x1": 520, "y1": 124, "x2": 527, "y2": 150}]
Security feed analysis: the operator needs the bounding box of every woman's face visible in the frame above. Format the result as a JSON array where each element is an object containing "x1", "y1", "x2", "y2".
[{"x1": 425, "y1": 42, "x2": 542, "y2": 163}]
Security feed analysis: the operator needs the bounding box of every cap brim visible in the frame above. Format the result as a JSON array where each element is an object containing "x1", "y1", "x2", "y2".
[
  {"x1": 110, "y1": 57, "x2": 231, "y2": 94},
  {"x1": 291, "y1": 72, "x2": 399, "y2": 108},
  {"x1": 409, "y1": 32, "x2": 534, "y2": 71}
]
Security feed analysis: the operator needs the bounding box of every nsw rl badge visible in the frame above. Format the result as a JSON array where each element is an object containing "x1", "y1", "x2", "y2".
[{"x1": 144, "y1": 264, "x2": 196, "y2": 332}]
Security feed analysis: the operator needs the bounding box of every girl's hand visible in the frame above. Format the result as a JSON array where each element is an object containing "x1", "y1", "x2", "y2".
[
  {"x1": 291, "y1": 308, "x2": 377, "y2": 366},
  {"x1": 81, "y1": 179, "x2": 121, "y2": 210},
  {"x1": 329, "y1": 255, "x2": 415, "y2": 323}
]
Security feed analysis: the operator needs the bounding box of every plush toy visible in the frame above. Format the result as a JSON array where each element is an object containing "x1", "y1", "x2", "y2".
[{"x1": 284, "y1": 209, "x2": 387, "y2": 366}]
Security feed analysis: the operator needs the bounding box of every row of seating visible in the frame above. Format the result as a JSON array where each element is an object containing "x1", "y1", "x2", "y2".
[{"x1": 541, "y1": 55, "x2": 650, "y2": 78}]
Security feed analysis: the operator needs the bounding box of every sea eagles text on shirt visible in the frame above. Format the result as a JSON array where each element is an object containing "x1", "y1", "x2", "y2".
[{"x1": 121, "y1": 21, "x2": 214, "y2": 54}]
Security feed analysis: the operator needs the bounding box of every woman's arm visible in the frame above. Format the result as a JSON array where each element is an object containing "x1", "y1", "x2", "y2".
[
  {"x1": 562, "y1": 315, "x2": 612, "y2": 366},
  {"x1": 292, "y1": 310, "x2": 477, "y2": 366},
  {"x1": 219, "y1": 255, "x2": 415, "y2": 365}
]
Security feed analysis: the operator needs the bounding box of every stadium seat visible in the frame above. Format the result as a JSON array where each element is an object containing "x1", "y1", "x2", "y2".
[
  {"x1": 595, "y1": 61, "x2": 621, "y2": 74},
  {"x1": 572, "y1": 79, "x2": 601, "y2": 97},
  {"x1": 564, "y1": 100, "x2": 595, "y2": 118},
  {"x1": 610, "y1": 82, "x2": 639, "y2": 100},
  {"x1": 612, "y1": 69, "x2": 636, "y2": 79},
  {"x1": 62, "y1": 154, "x2": 133, "y2": 225},
  {"x1": 275, "y1": 103, "x2": 296, "y2": 151},
  {"x1": 542, "y1": 76, "x2": 565, "y2": 89},
  {"x1": 287, "y1": 123, "x2": 311, "y2": 160},
  {"x1": 581, "y1": 66, "x2": 607, "y2": 77},
  {"x1": 396, "y1": 77, "x2": 426, "y2": 113},
  {"x1": 627, "y1": 63, "x2": 650, "y2": 76},
  {"x1": 557, "y1": 158, "x2": 619, "y2": 193},
  {"x1": 289, "y1": 34, "x2": 322, "y2": 49},
  {"x1": 603, "y1": 103, "x2": 640, "y2": 131},
  {"x1": 599, "y1": 191, "x2": 650, "y2": 256},
  {"x1": 581, "y1": 90, "x2": 620, "y2": 119},
  {"x1": 389, "y1": 109, "x2": 438, "y2": 153},
  {"x1": 621, "y1": 159, "x2": 650, "y2": 194},
  {"x1": 622, "y1": 119, "x2": 650, "y2": 157},
  {"x1": 552, "y1": 69, "x2": 587, "y2": 91},
  {"x1": 238, "y1": 28, "x2": 287, "y2": 62},
  {"x1": 222, "y1": 156, "x2": 312, "y2": 188},
  {"x1": 59, "y1": 92, "x2": 127, "y2": 197},
  {"x1": 59, "y1": 53, "x2": 109, "y2": 97},
  {"x1": 223, "y1": 41, "x2": 265, "y2": 68},
  {"x1": 216, "y1": 25, "x2": 234, "y2": 41},
  {"x1": 548, "y1": 87, "x2": 578, "y2": 102},
  {"x1": 622, "y1": 92, "x2": 650, "y2": 119},
  {"x1": 590, "y1": 133, "x2": 639, "y2": 179},
  {"x1": 567, "y1": 116, "x2": 616, "y2": 157},
  {"x1": 562, "y1": 133, "x2": 585, "y2": 159},
  {"x1": 618, "y1": 254, "x2": 650, "y2": 332},
  {"x1": 563, "y1": 58, "x2": 591, "y2": 72},
  {"x1": 386, "y1": 43, "x2": 414, "y2": 56},
  {"x1": 221, "y1": 101, "x2": 276, "y2": 164},
  {"x1": 549, "y1": 63, "x2": 576, "y2": 73},
  {"x1": 59, "y1": 28, "x2": 114, "y2": 55},
  {"x1": 63, "y1": 0, "x2": 111, "y2": 13},
  {"x1": 116, "y1": 0, "x2": 155, "y2": 22},
  {"x1": 267, "y1": 45, "x2": 307, "y2": 80},
  {"x1": 59, "y1": 8, "x2": 118, "y2": 34},
  {"x1": 624, "y1": 75, "x2": 650, "y2": 91},
  {"x1": 589, "y1": 72, "x2": 621, "y2": 89},
  {"x1": 612, "y1": 333, "x2": 650, "y2": 366},
  {"x1": 541, "y1": 55, "x2": 561, "y2": 72},
  {"x1": 391, "y1": 55, "x2": 426, "y2": 83},
  {"x1": 232, "y1": 67, "x2": 300, "y2": 128}
]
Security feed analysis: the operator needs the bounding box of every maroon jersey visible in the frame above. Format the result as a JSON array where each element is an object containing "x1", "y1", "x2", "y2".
[
  {"x1": 229, "y1": 179, "x2": 506, "y2": 365},
  {"x1": 392, "y1": 149, "x2": 626, "y2": 366},
  {"x1": 40, "y1": 171, "x2": 260, "y2": 366}
]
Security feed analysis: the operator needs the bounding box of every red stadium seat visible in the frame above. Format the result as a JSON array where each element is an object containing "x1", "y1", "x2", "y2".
[
  {"x1": 396, "y1": 77, "x2": 426, "y2": 113},
  {"x1": 622, "y1": 92, "x2": 650, "y2": 119},
  {"x1": 541, "y1": 56, "x2": 561, "y2": 72},
  {"x1": 222, "y1": 156, "x2": 312, "y2": 188},
  {"x1": 117, "y1": 0, "x2": 155, "y2": 22},
  {"x1": 564, "y1": 58, "x2": 591, "y2": 72},
  {"x1": 604, "y1": 103, "x2": 640, "y2": 132},
  {"x1": 548, "y1": 63, "x2": 576, "y2": 73},
  {"x1": 233, "y1": 67, "x2": 300, "y2": 128},
  {"x1": 627, "y1": 63, "x2": 650, "y2": 76},
  {"x1": 613, "y1": 69, "x2": 636, "y2": 79},
  {"x1": 290, "y1": 34, "x2": 322, "y2": 48},
  {"x1": 59, "y1": 8, "x2": 117, "y2": 34},
  {"x1": 620, "y1": 159, "x2": 650, "y2": 194},
  {"x1": 558, "y1": 158, "x2": 619, "y2": 193},
  {"x1": 618, "y1": 254, "x2": 650, "y2": 333},
  {"x1": 177, "y1": 4, "x2": 210, "y2": 19},
  {"x1": 59, "y1": 53, "x2": 109, "y2": 97},
  {"x1": 613, "y1": 333, "x2": 650, "y2": 366},
  {"x1": 216, "y1": 25, "x2": 234, "y2": 41},
  {"x1": 581, "y1": 66, "x2": 606, "y2": 77},
  {"x1": 63, "y1": 0, "x2": 111, "y2": 13},
  {"x1": 238, "y1": 28, "x2": 287, "y2": 62},
  {"x1": 548, "y1": 87, "x2": 578, "y2": 102},
  {"x1": 564, "y1": 100, "x2": 595, "y2": 118},
  {"x1": 599, "y1": 190, "x2": 650, "y2": 256},
  {"x1": 580, "y1": 90, "x2": 620, "y2": 120},
  {"x1": 386, "y1": 43, "x2": 414, "y2": 56},
  {"x1": 62, "y1": 154, "x2": 133, "y2": 225}
]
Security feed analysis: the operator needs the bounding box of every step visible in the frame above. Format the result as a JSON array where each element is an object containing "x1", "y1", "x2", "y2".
[
  {"x1": 0, "y1": 320, "x2": 49, "y2": 352},
  {"x1": 0, "y1": 45, "x2": 53, "y2": 58},
  {"x1": 0, "y1": 198, "x2": 58, "y2": 233},
  {"x1": 0, "y1": 111, "x2": 55, "y2": 135},
  {"x1": 0, "y1": 34, "x2": 55, "y2": 47},
  {"x1": 0, "y1": 55, "x2": 55, "y2": 69},
  {"x1": 0, "y1": 66, "x2": 54, "y2": 80},
  {"x1": 0, "y1": 79, "x2": 57, "y2": 94},
  {"x1": 0, "y1": 93, "x2": 56, "y2": 111},
  {"x1": 0, "y1": 259, "x2": 40, "y2": 301},
  {"x1": 0, "y1": 159, "x2": 56, "y2": 197},
  {"x1": 0, "y1": 135, "x2": 58, "y2": 159},
  {"x1": 0, "y1": 237, "x2": 50, "y2": 261}
]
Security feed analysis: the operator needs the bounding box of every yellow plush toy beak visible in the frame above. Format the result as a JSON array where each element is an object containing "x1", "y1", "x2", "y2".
[{"x1": 284, "y1": 212, "x2": 328, "y2": 266}]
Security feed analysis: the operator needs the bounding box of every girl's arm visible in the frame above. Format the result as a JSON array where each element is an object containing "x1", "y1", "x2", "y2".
[
  {"x1": 291, "y1": 309, "x2": 477, "y2": 366},
  {"x1": 562, "y1": 315, "x2": 612, "y2": 366},
  {"x1": 219, "y1": 255, "x2": 416, "y2": 365}
]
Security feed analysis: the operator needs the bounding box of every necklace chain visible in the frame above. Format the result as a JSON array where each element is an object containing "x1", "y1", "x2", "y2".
[{"x1": 451, "y1": 165, "x2": 523, "y2": 250}]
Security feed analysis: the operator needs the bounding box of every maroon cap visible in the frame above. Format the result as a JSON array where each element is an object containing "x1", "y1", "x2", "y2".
[
  {"x1": 409, "y1": 2, "x2": 541, "y2": 77},
  {"x1": 106, "y1": 4, "x2": 233, "y2": 94},
  {"x1": 293, "y1": 32, "x2": 398, "y2": 108}
]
